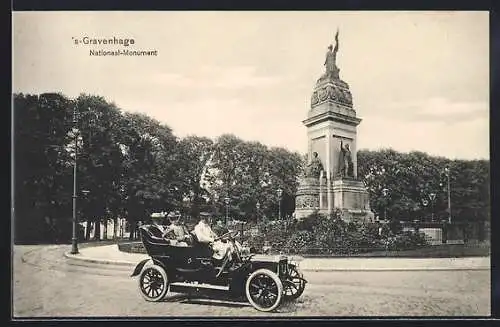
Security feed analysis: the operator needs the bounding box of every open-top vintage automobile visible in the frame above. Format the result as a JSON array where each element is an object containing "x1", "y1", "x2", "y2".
[{"x1": 131, "y1": 224, "x2": 307, "y2": 312}]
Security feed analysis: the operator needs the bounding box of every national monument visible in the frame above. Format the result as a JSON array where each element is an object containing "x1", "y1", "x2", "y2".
[{"x1": 294, "y1": 30, "x2": 375, "y2": 223}]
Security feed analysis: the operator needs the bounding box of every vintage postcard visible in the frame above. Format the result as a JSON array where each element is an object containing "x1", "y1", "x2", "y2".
[{"x1": 12, "y1": 11, "x2": 490, "y2": 318}]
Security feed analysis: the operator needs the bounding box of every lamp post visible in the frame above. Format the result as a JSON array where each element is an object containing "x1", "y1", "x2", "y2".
[
  {"x1": 277, "y1": 188, "x2": 283, "y2": 220},
  {"x1": 71, "y1": 107, "x2": 80, "y2": 254},
  {"x1": 429, "y1": 192, "x2": 436, "y2": 222},
  {"x1": 444, "y1": 167, "x2": 452, "y2": 224},
  {"x1": 224, "y1": 197, "x2": 230, "y2": 225},
  {"x1": 422, "y1": 198, "x2": 429, "y2": 221},
  {"x1": 70, "y1": 106, "x2": 99, "y2": 254},
  {"x1": 256, "y1": 201, "x2": 260, "y2": 222},
  {"x1": 382, "y1": 188, "x2": 390, "y2": 222},
  {"x1": 212, "y1": 192, "x2": 219, "y2": 219}
]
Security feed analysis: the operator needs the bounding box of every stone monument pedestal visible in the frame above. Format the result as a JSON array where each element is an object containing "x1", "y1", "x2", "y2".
[
  {"x1": 332, "y1": 178, "x2": 374, "y2": 223},
  {"x1": 294, "y1": 175, "x2": 374, "y2": 223},
  {"x1": 294, "y1": 176, "x2": 324, "y2": 219}
]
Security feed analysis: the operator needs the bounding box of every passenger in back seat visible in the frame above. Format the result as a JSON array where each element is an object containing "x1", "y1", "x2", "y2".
[
  {"x1": 150, "y1": 212, "x2": 169, "y2": 238},
  {"x1": 164, "y1": 213, "x2": 191, "y2": 247}
]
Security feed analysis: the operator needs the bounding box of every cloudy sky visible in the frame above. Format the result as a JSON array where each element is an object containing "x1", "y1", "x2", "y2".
[{"x1": 13, "y1": 11, "x2": 489, "y2": 160}]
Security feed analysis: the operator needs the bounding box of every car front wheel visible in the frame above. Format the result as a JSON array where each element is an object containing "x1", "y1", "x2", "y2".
[
  {"x1": 245, "y1": 268, "x2": 283, "y2": 312},
  {"x1": 283, "y1": 264, "x2": 306, "y2": 300}
]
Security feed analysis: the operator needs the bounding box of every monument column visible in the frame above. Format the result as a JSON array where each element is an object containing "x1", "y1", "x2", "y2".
[
  {"x1": 308, "y1": 138, "x2": 313, "y2": 159},
  {"x1": 326, "y1": 132, "x2": 332, "y2": 214},
  {"x1": 352, "y1": 137, "x2": 358, "y2": 179},
  {"x1": 294, "y1": 30, "x2": 374, "y2": 223},
  {"x1": 319, "y1": 171, "x2": 324, "y2": 208}
]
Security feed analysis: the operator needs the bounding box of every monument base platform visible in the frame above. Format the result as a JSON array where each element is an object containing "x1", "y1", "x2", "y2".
[
  {"x1": 332, "y1": 178, "x2": 374, "y2": 223},
  {"x1": 293, "y1": 176, "x2": 374, "y2": 223},
  {"x1": 294, "y1": 176, "x2": 323, "y2": 220}
]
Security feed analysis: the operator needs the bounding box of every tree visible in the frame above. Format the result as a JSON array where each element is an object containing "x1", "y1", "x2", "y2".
[
  {"x1": 206, "y1": 135, "x2": 303, "y2": 221},
  {"x1": 358, "y1": 148, "x2": 489, "y2": 230},
  {"x1": 176, "y1": 136, "x2": 214, "y2": 218},
  {"x1": 116, "y1": 112, "x2": 179, "y2": 239},
  {"x1": 206, "y1": 134, "x2": 245, "y2": 219},
  {"x1": 72, "y1": 94, "x2": 125, "y2": 240},
  {"x1": 254, "y1": 147, "x2": 302, "y2": 219},
  {"x1": 14, "y1": 93, "x2": 74, "y2": 243}
]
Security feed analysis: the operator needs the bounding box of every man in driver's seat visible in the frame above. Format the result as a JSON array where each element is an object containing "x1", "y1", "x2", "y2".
[{"x1": 193, "y1": 214, "x2": 240, "y2": 275}]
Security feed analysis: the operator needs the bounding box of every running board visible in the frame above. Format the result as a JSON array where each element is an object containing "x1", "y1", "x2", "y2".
[{"x1": 170, "y1": 282, "x2": 230, "y2": 291}]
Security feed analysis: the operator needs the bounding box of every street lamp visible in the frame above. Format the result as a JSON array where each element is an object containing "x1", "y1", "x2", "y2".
[
  {"x1": 429, "y1": 192, "x2": 436, "y2": 222},
  {"x1": 70, "y1": 106, "x2": 80, "y2": 254},
  {"x1": 224, "y1": 197, "x2": 230, "y2": 225},
  {"x1": 256, "y1": 201, "x2": 261, "y2": 222},
  {"x1": 70, "y1": 106, "x2": 99, "y2": 254},
  {"x1": 277, "y1": 188, "x2": 283, "y2": 220},
  {"x1": 382, "y1": 188, "x2": 390, "y2": 222},
  {"x1": 444, "y1": 167, "x2": 452, "y2": 224},
  {"x1": 422, "y1": 198, "x2": 429, "y2": 221}
]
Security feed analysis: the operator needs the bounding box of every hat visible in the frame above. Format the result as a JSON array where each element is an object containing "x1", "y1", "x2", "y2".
[
  {"x1": 167, "y1": 211, "x2": 181, "y2": 218},
  {"x1": 199, "y1": 212, "x2": 212, "y2": 219},
  {"x1": 328, "y1": 44, "x2": 333, "y2": 49}
]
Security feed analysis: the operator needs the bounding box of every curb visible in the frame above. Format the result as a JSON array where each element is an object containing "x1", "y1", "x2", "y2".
[
  {"x1": 64, "y1": 252, "x2": 490, "y2": 272},
  {"x1": 64, "y1": 252, "x2": 138, "y2": 267},
  {"x1": 299, "y1": 267, "x2": 490, "y2": 272}
]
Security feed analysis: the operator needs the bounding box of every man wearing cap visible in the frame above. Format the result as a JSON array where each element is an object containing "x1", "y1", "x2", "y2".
[
  {"x1": 193, "y1": 214, "x2": 239, "y2": 275},
  {"x1": 193, "y1": 214, "x2": 218, "y2": 244}
]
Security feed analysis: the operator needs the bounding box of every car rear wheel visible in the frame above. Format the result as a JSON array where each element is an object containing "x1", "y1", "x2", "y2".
[
  {"x1": 283, "y1": 264, "x2": 306, "y2": 300},
  {"x1": 245, "y1": 268, "x2": 283, "y2": 312},
  {"x1": 138, "y1": 265, "x2": 169, "y2": 302}
]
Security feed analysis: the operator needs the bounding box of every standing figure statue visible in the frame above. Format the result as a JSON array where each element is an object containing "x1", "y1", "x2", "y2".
[
  {"x1": 338, "y1": 138, "x2": 354, "y2": 178},
  {"x1": 321, "y1": 29, "x2": 340, "y2": 81},
  {"x1": 304, "y1": 152, "x2": 324, "y2": 178}
]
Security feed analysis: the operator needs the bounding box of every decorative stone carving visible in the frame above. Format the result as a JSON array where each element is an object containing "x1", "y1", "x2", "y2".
[
  {"x1": 338, "y1": 139, "x2": 354, "y2": 178},
  {"x1": 326, "y1": 85, "x2": 335, "y2": 99},
  {"x1": 303, "y1": 152, "x2": 324, "y2": 178},
  {"x1": 310, "y1": 81, "x2": 354, "y2": 109},
  {"x1": 311, "y1": 92, "x2": 319, "y2": 106},
  {"x1": 295, "y1": 194, "x2": 320, "y2": 209}
]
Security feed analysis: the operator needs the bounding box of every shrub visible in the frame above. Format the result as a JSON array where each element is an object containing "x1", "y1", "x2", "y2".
[
  {"x1": 283, "y1": 230, "x2": 315, "y2": 254},
  {"x1": 295, "y1": 212, "x2": 322, "y2": 232},
  {"x1": 247, "y1": 220, "x2": 292, "y2": 252},
  {"x1": 386, "y1": 231, "x2": 428, "y2": 251},
  {"x1": 249, "y1": 209, "x2": 428, "y2": 255}
]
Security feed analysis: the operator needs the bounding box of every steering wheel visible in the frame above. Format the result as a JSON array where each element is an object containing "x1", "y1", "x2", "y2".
[{"x1": 214, "y1": 230, "x2": 239, "y2": 242}]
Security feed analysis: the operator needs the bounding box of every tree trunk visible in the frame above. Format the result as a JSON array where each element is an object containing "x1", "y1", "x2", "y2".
[
  {"x1": 114, "y1": 217, "x2": 118, "y2": 239},
  {"x1": 94, "y1": 219, "x2": 101, "y2": 241},
  {"x1": 85, "y1": 219, "x2": 91, "y2": 240},
  {"x1": 103, "y1": 220, "x2": 108, "y2": 240},
  {"x1": 129, "y1": 219, "x2": 135, "y2": 241}
]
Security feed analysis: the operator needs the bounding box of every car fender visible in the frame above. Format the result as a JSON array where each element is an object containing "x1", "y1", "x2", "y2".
[
  {"x1": 130, "y1": 259, "x2": 151, "y2": 277},
  {"x1": 287, "y1": 262, "x2": 308, "y2": 284}
]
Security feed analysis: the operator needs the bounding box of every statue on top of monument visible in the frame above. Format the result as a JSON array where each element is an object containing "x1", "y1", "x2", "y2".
[
  {"x1": 338, "y1": 138, "x2": 354, "y2": 178},
  {"x1": 319, "y1": 29, "x2": 340, "y2": 82},
  {"x1": 303, "y1": 151, "x2": 324, "y2": 178}
]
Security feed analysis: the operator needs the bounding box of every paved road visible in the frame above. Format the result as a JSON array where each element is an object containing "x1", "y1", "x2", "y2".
[{"x1": 13, "y1": 245, "x2": 491, "y2": 317}]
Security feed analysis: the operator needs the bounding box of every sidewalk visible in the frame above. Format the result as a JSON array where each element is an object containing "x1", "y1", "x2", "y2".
[{"x1": 65, "y1": 244, "x2": 491, "y2": 272}]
